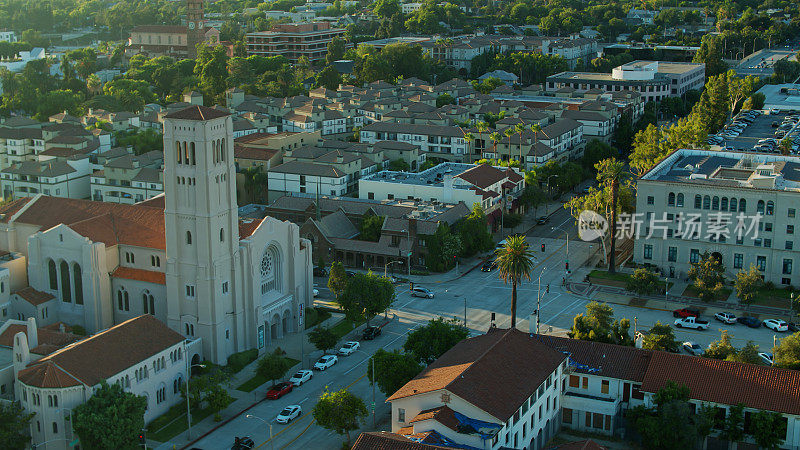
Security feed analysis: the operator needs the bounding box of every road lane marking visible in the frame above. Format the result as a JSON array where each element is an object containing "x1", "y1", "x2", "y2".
[
  {"x1": 543, "y1": 297, "x2": 585, "y2": 325},
  {"x1": 343, "y1": 324, "x2": 419, "y2": 375},
  {"x1": 279, "y1": 418, "x2": 317, "y2": 449}
]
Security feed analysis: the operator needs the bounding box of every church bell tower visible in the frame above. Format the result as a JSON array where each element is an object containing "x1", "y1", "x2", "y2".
[{"x1": 186, "y1": 0, "x2": 204, "y2": 59}]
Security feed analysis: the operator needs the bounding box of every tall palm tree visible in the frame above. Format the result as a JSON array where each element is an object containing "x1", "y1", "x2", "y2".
[
  {"x1": 514, "y1": 123, "x2": 526, "y2": 163},
  {"x1": 490, "y1": 132, "x2": 502, "y2": 159},
  {"x1": 503, "y1": 127, "x2": 514, "y2": 163},
  {"x1": 494, "y1": 235, "x2": 536, "y2": 329},
  {"x1": 596, "y1": 158, "x2": 626, "y2": 274},
  {"x1": 476, "y1": 122, "x2": 488, "y2": 155},
  {"x1": 464, "y1": 131, "x2": 474, "y2": 157},
  {"x1": 529, "y1": 123, "x2": 542, "y2": 167}
]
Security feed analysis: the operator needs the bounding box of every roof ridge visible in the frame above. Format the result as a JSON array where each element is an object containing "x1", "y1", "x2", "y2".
[{"x1": 443, "y1": 328, "x2": 514, "y2": 392}]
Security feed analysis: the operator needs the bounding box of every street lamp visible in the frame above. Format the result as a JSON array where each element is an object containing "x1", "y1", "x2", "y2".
[
  {"x1": 384, "y1": 260, "x2": 402, "y2": 279},
  {"x1": 245, "y1": 414, "x2": 274, "y2": 450},
  {"x1": 545, "y1": 175, "x2": 558, "y2": 215},
  {"x1": 535, "y1": 266, "x2": 547, "y2": 334},
  {"x1": 400, "y1": 228, "x2": 411, "y2": 277},
  {"x1": 185, "y1": 362, "x2": 206, "y2": 440}
]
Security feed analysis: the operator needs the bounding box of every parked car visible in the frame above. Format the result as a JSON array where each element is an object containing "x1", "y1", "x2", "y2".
[
  {"x1": 683, "y1": 341, "x2": 704, "y2": 356},
  {"x1": 737, "y1": 316, "x2": 762, "y2": 328},
  {"x1": 759, "y1": 352, "x2": 774, "y2": 365},
  {"x1": 276, "y1": 405, "x2": 302, "y2": 424},
  {"x1": 411, "y1": 287, "x2": 435, "y2": 298},
  {"x1": 313, "y1": 287, "x2": 319, "y2": 297},
  {"x1": 714, "y1": 312, "x2": 737, "y2": 324},
  {"x1": 673, "y1": 307, "x2": 700, "y2": 318},
  {"x1": 266, "y1": 382, "x2": 293, "y2": 400},
  {"x1": 362, "y1": 325, "x2": 382, "y2": 340},
  {"x1": 313, "y1": 267, "x2": 328, "y2": 277},
  {"x1": 288, "y1": 370, "x2": 313, "y2": 386},
  {"x1": 537, "y1": 216, "x2": 549, "y2": 225},
  {"x1": 481, "y1": 261, "x2": 496, "y2": 272},
  {"x1": 338, "y1": 341, "x2": 360, "y2": 356},
  {"x1": 763, "y1": 319, "x2": 789, "y2": 332},
  {"x1": 232, "y1": 437, "x2": 255, "y2": 450},
  {"x1": 313, "y1": 355, "x2": 338, "y2": 370},
  {"x1": 674, "y1": 316, "x2": 709, "y2": 330}
]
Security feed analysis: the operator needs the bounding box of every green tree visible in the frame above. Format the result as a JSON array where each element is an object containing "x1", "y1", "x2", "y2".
[
  {"x1": 569, "y1": 301, "x2": 632, "y2": 345},
  {"x1": 736, "y1": 341, "x2": 762, "y2": 365},
  {"x1": 779, "y1": 137, "x2": 793, "y2": 156},
  {"x1": 326, "y1": 37, "x2": 346, "y2": 65},
  {"x1": 403, "y1": 317, "x2": 469, "y2": 364},
  {"x1": 309, "y1": 326, "x2": 338, "y2": 354},
  {"x1": 338, "y1": 271, "x2": 395, "y2": 326},
  {"x1": 582, "y1": 139, "x2": 617, "y2": 171},
  {"x1": 241, "y1": 165, "x2": 269, "y2": 203},
  {"x1": 313, "y1": 388, "x2": 368, "y2": 445},
  {"x1": 256, "y1": 349, "x2": 293, "y2": 386},
  {"x1": 327, "y1": 261, "x2": 348, "y2": 299},
  {"x1": 629, "y1": 381, "x2": 698, "y2": 450},
  {"x1": 315, "y1": 65, "x2": 342, "y2": 91},
  {"x1": 436, "y1": 93, "x2": 455, "y2": 108},
  {"x1": 627, "y1": 268, "x2": 659, "y2": 297},
  {"x1": 374, "y1": 0, "x2": 400, "y2": 18},
  {"x1": 693, "y1": 34, "x2": 727, "y2": 77},
  {"x1": 735, "y1": 264, "x2": 763, "y2": 305},
  {"x1": 720, "y1": 403, "x2": 745, "y2": 444},
  {"x1": 205, "y1": 382, "x2": 233, "y2": 421},
  {"x1": 103, "y1": 78, "x2": 155, "y2": 111},
  {"x1": 519, "y1": 185, "x2": 546, "y2": 216},
  {"x1": 596, "y1": 158, "x2": 626, "y2": 273},
  {"x1": 750, "y1": 410, "x2": 787, "y2": 449},
  {"x1": 73, "y1": 381, "x2": 147, "y2": 449},
  {"x1": 742, "y1": 92, "x2": 765, "y2": 110},
  {"x1": 194, "y1": 43, "x2": 230, "y2": 104},
  {"x1": 494, "y1": 235, "x2": 536, "y2": 329},
  {"x1": 704, "y1": 330, "x2": 737, "y2": 360},
  {"x1": 0, "y1": 402, "x2": 33, "y2": 450},
  {"x1": 388, "y1": 158, "x2": 410, "y2": 171},
  {"x1": 455, "y1": 203, "x2": 493, "y2": 257},
  {"x1": 688, "y1": 252, "x2": 726, "y2": 301},
  {"x1": 359, "y1": 214, "x2": 385, "y2": 242},
  {"x1": 368, "y1": 349, "x2": 424, "y2": 396},
  {"x1": 642, "y1": 321, "x2": 679, "y2": 352},
  {"x1": 773, "y1": 332, "x2": 800, "y2": 370}
]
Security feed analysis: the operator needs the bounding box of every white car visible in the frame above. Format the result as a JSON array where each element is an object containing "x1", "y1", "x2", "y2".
[
  {"x1": 313, "y1": 287, "x2": 319, "y2": 297},
  {"x1": 411, "y1": 287, "x2": 434, "y2": 298},
  {"x1": 288, "y1": 369, "x2": 313, "y2": 386},
  {"x1": 338, "y1": 341, "x2": 360, "y2": 356},
  {"x1": 759, "y1": 352, "x2": 774, "y2": 365},
  {"x1": 682, "y1": 341, "x2": 703, "y2": 356},
  {"x1": 763, "y1": 319, "x2": 789, "y2": 332},
  {"x1": 313, "y1": 354, "x2": 338, "y2": 370},
  {"x1": 276, "y1": 405, "x2": 302, "y2": 423},
  {"x1": 714, "y1": 312, "x2": 737, "y2": 324}
]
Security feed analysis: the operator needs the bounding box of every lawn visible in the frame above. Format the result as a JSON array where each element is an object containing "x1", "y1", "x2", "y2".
[
  {"x1": 235, "y1": 357, "x2": 300, "y2": 392},
  {"x1": 147, "y1": 397, "x2": 233, "y2": 443},
  {"x1": 588, "y1": 270, "x2": 673, "y2": 291},
  {"x1": 330, "y1": 317, "x2": 366, "y2": 339},
  {"x1": 305, "y1": 307, "x2": 332, "y2": 329},
  {"x1": 682, "y1": 285, "x2": 733, "y2": 302},
  {"x1": 750, "y1": 287, "x2": 794, "y2": 309}
]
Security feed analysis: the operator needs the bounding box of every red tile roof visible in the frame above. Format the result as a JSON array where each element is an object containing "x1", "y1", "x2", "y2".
[
  {"x1": 18, "y1": 315, "x2": 184, "y2": 388},
  {"x1": 387, "y1": 328, "x2": 565, "y2": 421},
  {"x1": 641, "y1": 351, "x2": 800, "y2": 416},
  {"x1": 15, "y1": 287, "x2": 56, "y2": 306},
  {"x1": 111, "y1": 266, "x2": 166, "y2": 285},
  {"x1": 0, "y1": 324, "x2": 82, "y2": 355},
  {"x1": 234, "y1": 144, "x2": 279, "y2": 161},
  {"x1": 0, "y1": 197, "x2": 32, "y2": 222},
  {"x1": 351, "y1": 432, "x2": 452, "y2": 450},
  {"x1": 17, "y1": 360, "x2": 82, "y2": 388},
  {"x1": 165, "y1": 105, "x2": 230, "y2": 121},
  {"x1": 239, "y1": 218, "x2": 265, "y2": 239},
  {"x1": 137, "y1": 194, "x2": 165, "y2": 209}
]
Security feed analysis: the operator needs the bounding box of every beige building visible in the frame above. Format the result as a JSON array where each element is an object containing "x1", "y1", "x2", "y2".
[
  {"x1": 634, "y1": 149, "x2": 800, "y2": 285},
  {"x1": 91, "y1": 150, "x2": 164, "y2": 204}
]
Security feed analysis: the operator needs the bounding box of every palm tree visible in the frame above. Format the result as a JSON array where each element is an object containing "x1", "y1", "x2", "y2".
[
  {"x1": 514, "y1": 123, "x2": 526, "y2": 163},
  {"x1": 490, "y1": 132, "x2": 502, "y2": 159},
  {"x1": 503, "y1": 127, "x2": 514, "y2": 163},
  {"x1": 494, "y1": 235, "x2": 536, "y2": 329},
  {"x1": 476, "y1": 122, "x2": 488, "y2": 155},
  {"x1": 596, "y1": 158, "x2": 626, "y2": 274},
  {"x1": 529, "y1": 123, "x2": 542, "y2": 167}
]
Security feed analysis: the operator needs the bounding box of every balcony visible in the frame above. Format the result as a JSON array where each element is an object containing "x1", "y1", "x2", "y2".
[{"x1": 562, "y1": 390, "x2": 619, "y2": 416}]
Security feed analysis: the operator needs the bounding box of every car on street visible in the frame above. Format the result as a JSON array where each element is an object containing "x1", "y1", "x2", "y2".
[
  {"x1": 682, "y1": 341, "x2": 704, "y2": 356},
  {"x1": 313, "y1": 287, "x2": 319, "y2": 297},
  {"x1": 232, "y1": 437, "x2": 255, "y2": 450},
  {"x1": 266, "y1": 382, "x2": 293, "y2": 400},
  {"x1": 674, "y1": 316, "x2": 709, "y2": 330},
  {"x1": 481, "y1": 261, "x2": 496, "y2": 272},
  {"x1": 362, "y1": 325, "x2": 382, "y2": 340},
  {"x1": 338, "y1": 341, "x2": 360, "y2": 356},
  {"x1": 673, "y1": 307, "x2": 700, "y2": 318},
  {"x1": 759, "y1": 352, "x2": 774, "y2": 365},
  {"x1": 763, "y1": 319, "x2": 789, "y2": 332},
  {"x1": 412, "y1": 287, "x2": 435, "y2": 298},
  {"x1": 494, "y1": 239, "x2": 507, "y2": 250},
  {"x1": 313, "y1": 267, "x2": 328, "y2": 277},
  {"x1": 737, "y1": 316, "x2": 762, "y2": 328},
  {"x1": 346, "y1": 271, "x2": 357, "y2": 278},
  {"x1": 714, "y1": 312, "x2": 737, "y2": 324},
  {"x1": 313, "y1": 354, "x2": 338, "y2": 370},
  {"x1": 537, "y1": 216, "x2": 549, "y2": 225},
  {"x1": 288, "y1": 370, "x2": 313, "y2": 386},
  {"x1": 276, "y1": 405, "x2": 302, "y2": 424}
]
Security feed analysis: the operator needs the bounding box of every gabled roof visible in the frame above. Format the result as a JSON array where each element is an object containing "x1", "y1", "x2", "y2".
[
  {"x1": 15, "y1": 287, "x2": 56, "y2": 306},
  {"x1": 537, "y1": 335, "x2": 652, "y2": 382},
  {"x1": 351, "y1": 432, "x2": 450, "y2": 450},
  {"x1": 165, "y1": 105, "x2": 230, "y2": 121},
  {"x1": 17, "y1": 360, "x2": 82, "y2": 388},
  {"x1": 111, "y1": 266, "x2": 166, "y2": 285},
  {"x1": 455, "y1": 164, "x2": 509, "y2": 190}
]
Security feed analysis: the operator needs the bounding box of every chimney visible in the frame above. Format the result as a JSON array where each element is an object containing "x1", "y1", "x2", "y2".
[{"x1": 26, "y1": 317, "x2": 38, "y2": 349}]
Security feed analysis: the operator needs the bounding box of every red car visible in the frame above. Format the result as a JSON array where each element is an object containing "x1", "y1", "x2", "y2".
[
  {"x1": 672, "y1": 307, "x2": 700, "y2": 319},
  {"x1": 266, "y1": 382, "x2": 293, "y2": 400}
]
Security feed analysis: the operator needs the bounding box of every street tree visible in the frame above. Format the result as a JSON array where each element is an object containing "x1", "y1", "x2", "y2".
[
  {"x1": 313, "y1": 388, "x2": 368, "y2": 445},
  {"x1": 315, "y1": 65, "x2": 342, "y2": 91},
  {"x1": 737, "y1": 341, "x2": 762, "y2": 365},
  {"x1": 735, "y1": 264, "x2": 763, "y2": 305},
  {"x1": 206, "y1": 382, "x2": 233, "y2": 421},
  {"x1": 569, "y1": 301, "x2": 632, "y2": 346},
  {"x1": 309, "y1": 326, "x2": 338, "y2": 354},
  {"x1": 368, "y1": 349, "x2": 424, "y2": 396},
  {"x1": 327, "y1": 261, "x2": 348, "y2": 299},
  {"x1": 595, "y1": 158, "x2": 626, "y2": 273},
  {"x1": 773, "y1": 332, "x2": 800, "y2": 370},
  {"x1": 627, "y1": 267, "x2": 659, "y2": 297},
  {"x1": 0, "y1": 402, "x2": 33, "y2": 450},
  {"x1": 642, "y1": 321, "x2": 679, "y2": 352},
  {"x1": 256, "y1": 349, "x2": 293, "y2": 386},
  {"x1": 494, "y1": 235, "x2": 536, "y2": 328},
  {"x1": 688, "y1": 252, "x2": 726, "y2": 301},
  {"x1": 455, "y1": 203, "x2": 493, "y2": 257},
  {"x1": 403, "y1": 317, "x2": 469, "y2": 364},
  {"x1": 359, "y1": 214, "x2": 385, "y2": 242},
  {"x1": 73, "y1": 381, "x2": 147, "y2": 449},
  {"x1": 750, "y1": 410, "x2": 788, "y2": 449},
  {"x1": 338, "y1": 271, "x2": 395, "y2": 326},
  {"x1": 704, "y1": 330, "x2": 737, "y2": 360}
]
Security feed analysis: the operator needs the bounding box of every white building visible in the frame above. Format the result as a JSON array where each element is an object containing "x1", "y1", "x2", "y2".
[
  {"x1": 0, "y1": 47, "x2": 45, "y2": 73},
  {"x1": 267, "y1": 161, "x2": 349, "y2": 200},
  {"x1": 0, "y1": 158, "x2": 92, "y2": 200},
  {"x1": 359, "y1": 123, "x2": 468, "y2": 161},
  {"x1": 401, "y1": 2, "x2": 423, "y2": 14},
  {"x1": 0, "y1": 31, "x2": 17, "y2": 42}
]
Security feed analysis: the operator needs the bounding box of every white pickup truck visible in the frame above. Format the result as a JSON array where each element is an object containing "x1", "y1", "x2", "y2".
[{"x1": 674, "y1": 316, "x2": 710, "y2": 330}]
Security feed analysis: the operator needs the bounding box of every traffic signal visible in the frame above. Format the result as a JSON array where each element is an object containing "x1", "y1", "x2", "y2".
[
  {"x1": 541, "y1": 243, "x2": 545, "y2": 252},
  {"x1": 410, "y1": 281, "x2": 414, "y2": 291},
  {"x1": 565, "y1": 261, "x2": 569, "y2": 271},
  {"x1": 138, "y1": 431, "x2": 146, "y2": 445}
]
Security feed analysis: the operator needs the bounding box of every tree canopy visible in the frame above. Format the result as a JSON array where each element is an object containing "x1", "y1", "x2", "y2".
[
  {"x1": 337, "y1": 271, "x2": 395, "y2": 326},
  {"x1": 73, "y1": 381, "x2": 147, "y2": 449},
  {"x1": 313, "y1": 388, "x2": 368, "y2": 444},
  {"x1": 403, "y1": 317, "x2": 469, "y2": 364}
]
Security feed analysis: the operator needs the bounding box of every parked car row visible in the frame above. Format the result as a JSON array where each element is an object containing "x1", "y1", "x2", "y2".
[{"x1": 673, "y1": 308, "x2": 799, "y2": 332}]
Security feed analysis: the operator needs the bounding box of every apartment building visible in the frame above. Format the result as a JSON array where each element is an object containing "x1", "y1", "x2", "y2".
[
  {"x1": 388, "y1": 328, "x2": 800, "y2": 450},
  {"x1": 547, "y1": 61, "x2": 705, "y2": 102},
  {"x1": 245, "y1": 22, "x2": 346, "y2": 63},
  {"x1": 359, "y1": 123, "x2": 468, "y2": 161},
  {"x1": 0, "y1": 157, "x2": 92, "y2": 200},
  {"x1": 634, "y1": 149, "x2": 800, "y2": 285},
  {"x1": 125, "y1": 25, "x2": 220, "y2": 59},
  {"x1": 91, "y1": 150, "x2": 165, "y2": 204},
  {"x1": 267, "y1": 161, "x2": 350, "y2": 201}
]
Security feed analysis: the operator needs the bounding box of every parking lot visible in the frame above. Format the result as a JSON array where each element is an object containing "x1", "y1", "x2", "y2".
[{"x1": 712, "y1": 110, "x2": 800, "y2": 153}]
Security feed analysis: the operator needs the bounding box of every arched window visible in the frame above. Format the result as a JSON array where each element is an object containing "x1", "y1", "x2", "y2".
[
  {"x1": 142, "y1": 290, "x2": 155, "y2": 315},
  {"x1": 702, "y1": 195, "x2": 710, "y2": 210},
  {"x1": 712, "y1": 196, "x2": 719, "y2": 210},
  {"x1": 220, "y1": 228, "x2": 225, "y2": 242},
  {"x1": 117, "y1": 287, "x2": 129, "y2": 311},
  {"x1": 766, "y1": 201, "x2": 774, "y2": 215},
  {"x1": 190, "y1": 142, "x2": 196, "y2": 165},
  {"x1": 694, "y1": 195, "x2": 701, "y2": 209},
  {"x1": 221, "y1": 138, "x2": 225, "y2": 161},
  {"x1": 667, "y1": 192, "x2": 675, "y2": 206},
  {"x1": 260, "y1": 247, "x2": 281, "y2": 294},
  {"x1": 59, "y1": 261, "x2": 71, "y2": 303},
  {"x1": 676, "y1": 193, "x2": 684, "y2": 207},
  {"x1": 53, "y1": 395, "x2": 57, "y2": 407},
  {"x1": 184, "y1": 323, "x2": 189, "y2": 335},
  {"x1": 739, "y1": 199, "x2": 746, "y2": 212},
  {"x1": 52, "y1": 422, "x2": 58, "y2": 434},
  {"x1": 48, "y1": 259, "x2": 57, "y2": 290},
  {"x1": 757, "y1": 200, "x2": 765, "y2": 214},
  {"x1": 73, "y1": 263, "x2": 83, "y2": 305},
  {"x1": 183, "y1": 141, "x2": 189, "y2": 165},
  {"x1": 730, "y1": 198, "x2": 737, "y2": 212},
  {"x1": 721, "y1": 197, "x2": 728, "y2": 211},
  {"x1": 176, "y1": 141, "x2": 182, "y2": 164},
  {"x1": 186, "y1": 231, "x2": 192, "y2": 245}
]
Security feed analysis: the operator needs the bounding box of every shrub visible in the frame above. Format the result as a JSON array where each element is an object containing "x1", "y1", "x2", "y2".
[
  {"x1": 226, "y1": 348, "x2": 258, "y2": 373},
  {"x1": 70, "y1": 325, "x2": 86, "y2": 336}
]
